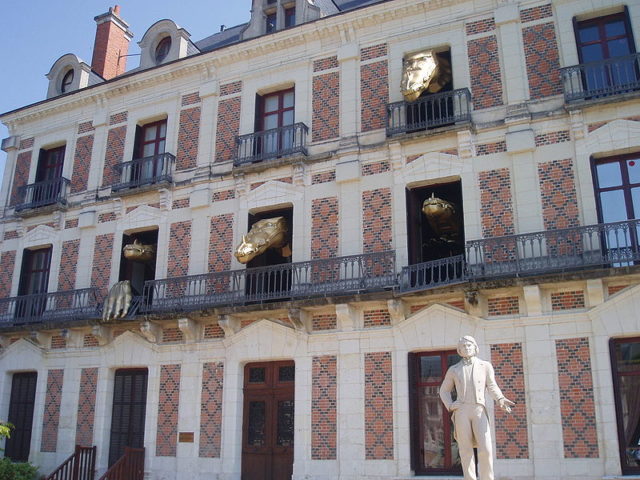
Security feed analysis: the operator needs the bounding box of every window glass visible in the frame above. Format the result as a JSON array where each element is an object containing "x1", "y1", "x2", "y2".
[
  {"x1": 265, "y1": 95, "x2": 279, "y2": 112},
  {"x1": 579, "y1": 25, "x2": 599, "y2": 43},
  {"x1": 627, "y1": 159, "x2": 640, "y2": 183},
  {"x1": 61, "y1": 69, "x2": 74, "y2": 93},
  {"x1": 283, "y1": 91, "x2": 294, "y2": 109},
  {"x1": 605, "y1": 20, "x2": 627, "y2": 37},
  {"x1": 155, "y1": 37, "x2": 171, "y2": 63},
  {"x1": 144, "y1": 125, "x2": 157, "y2": 142},
  {"x1": 597, "y1": 162, "x2": 623, "y2": 188},
  {"x1": 600, "y1": 190, "x2": 628, "y2": 222},
  {"x1": 285, "y1": 7, "x2": 295, "y2": 28},
  {"x1": 582, "y1": 44, "x2": 604, "y2": 62},
  {"x1": 420, "y1": 356, "x2": 441, "y2": 382},
  {"x1": 266, "y1": 13, "x2": 276, "y2": 33}
]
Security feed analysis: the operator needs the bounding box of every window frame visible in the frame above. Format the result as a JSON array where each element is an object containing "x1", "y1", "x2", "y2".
[
  {"x1": 137, "y1": 119, "x2": 167, "y2": 160},
  {"x1": 257, "y1": 88, "x2": 295, "y2": 132},
  {"x1": 35, "y1": 145, "x2": 65, "y2": 183},
  {"x1": 591, "y1": 153, "x2": 640, "y2": 224},
  {"x1": 574, "y1": 10, "x2": 636, "y2": 64}
]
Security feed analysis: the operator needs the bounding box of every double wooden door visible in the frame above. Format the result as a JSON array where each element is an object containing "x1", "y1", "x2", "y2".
[{"x1": 242, "y1": 361, "x2": 295, "y2": 480}]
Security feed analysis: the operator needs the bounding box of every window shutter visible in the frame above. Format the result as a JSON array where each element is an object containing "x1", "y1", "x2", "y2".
[{"x1": 5, "y1": 372, "x2": 37, "y2": 462}]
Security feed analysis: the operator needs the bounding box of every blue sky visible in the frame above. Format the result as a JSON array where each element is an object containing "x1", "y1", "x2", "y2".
[{"x1": 0, "y1": 1, "x2": 252, "y2": 184}]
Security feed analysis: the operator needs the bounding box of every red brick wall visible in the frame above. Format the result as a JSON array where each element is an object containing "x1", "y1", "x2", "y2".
[
  {"x1": 83, "y1": 334, "x2": 99, "y2": 347},
  {"x1": 212, "y1": 189, "x2": 235, "y2": 202},
  {"x1": 491, "y1": 343, "x2": 529, "y2": 459},
  {"x1": 51, "y1": 335, "x2": 67, "y2": 349},
  {"x1": 199, "y1": 362, "x2": 224, "y2": 457},
  {"x1": 168, "y1": 221, "x2": 192, "y2": 277},
  {"x1": 58, "y1": 239, "x2": 79, "y2": 291},
  {"x1": 162, "y1": 327, "x2": 184, "y2": 343},
  {"x1": 479, "y1": 169, "x2": 515, "y2": 237},
  {"x1": 10, "y1": 150, "x2": 32, "y2": 206},
  {"x1": 101, "y1": 125, "x2": 127, "y2": 187},
  {"x1": 312, "y1": 355, "x2": 337, "y2": 460},
  {"x1": 76, "y1": 367, "x2": 98, "y2": 446},
  {"x1": 215, "y1": 82, "x2": 242, "y2": 163},
  {"x1": 311, "y1": 197, "x2": 338, "y2": 260},
  {"x1": 313, "y1": 70, "x2": 340, "y2": 142},
  {"x1": 312, "y1": 314, "x2": 337, "y2": 331},
  {"x1": 91, "y1": 15, "x2": 130, "y2": 79},
  {"x1": 476, "y1": 140, "x2": 507, "y2": 156},
  {"x1": 556, "y1": 337, "x2": 599, "y2": 458},
  {"x1": 538, "y1": 159, "x2": 580, "y2": 230},
  {"x1": 363, "y1": 309, "x2": 391, "y2": 327},
  {"x1": 204, "y1": 324, "x2": 225, "y2": 339},
  {"x1": 91, "y1": 234, "x2": 114, "y2": 297},
  {"x1": 311, "y1": 171, "x2": 335, "y2": 184},
  {"x1": 523, "y1": 22, "x2": 562, "y2": 99},
  {"x1": 156, "y1": 364, "x2": 181, "y2": 457},
  {"x1": 361, "y1": 60, "x2": 388, "y2": 132},
  {"x1": 209, "y1": 214, "x2": 234, "y2": 272},
  {"x1": 551, "y1": 291, "x2": 585, "y2": 310},
  {"x1": 365, "y1": 351, "x2": 393, "y2": 459},
  {"x1": 361, "y1": 44, "x2": 387, "y2": 61},
  {"x1": 182, "y1": 92, "x2": 201, "y2": 107},
  {"x1": 608, "y1": 284, "x2": 629, "y2": 296},
  {"x1": 177, "y1": 105, "x2": 201, "y2": 171},
  {"x1": 520, "y1": 4, "x2": 553, "y2": 23},
  {"x1": 466, "y1": 18, "x2": 496, "y2": 35},
  {"x1": 71, "y1": 133, "x2": 94, "y2": 194},
  {"x1": 488, "y1": 296, "x2": 520, "y2": 316},
  {"x1": 41, "y1": 369, "x2": 64, "y2": 452},
  {"x1": 535, "y1": 130, "x2": 570, "y2": 146},
  {"x1": 362, "y1": 160, "x2": 390, "y2": 176},
  {"x1": 362, "y1": 188, "x2": 392, "y2": 252},
  {"x1": 467, "y1": 35, "x2": 503, "y2": 109},
  {"x1": 0, "y1": 251, "x2": 16, "y2": 297}
]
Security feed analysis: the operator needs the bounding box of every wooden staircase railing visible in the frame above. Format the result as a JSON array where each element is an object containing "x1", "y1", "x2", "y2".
[
  {"x1": 97, "y1": 447, "x2": 145, "y2": 480},
  {"x1": 45, "y1": 445, "x2": 96, "y2": 480}
]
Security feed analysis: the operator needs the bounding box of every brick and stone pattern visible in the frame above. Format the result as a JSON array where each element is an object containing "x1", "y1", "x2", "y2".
[
  {"x1": 314, "y1": 56, "x2": 338, "y2": 72},
  {"x1": 102, "y1": 125, "x2": 127, "y2": 187},
  {"x1": 209, "y1": 214, "x2": 234, "y2": 272},
  {"x1": 466, "y1": 18, "x2": 495, "y2": 35},
  {"x1": 523, "y1": 22, "x2": 562, "y2": 99},
  {"x1": 220, "y1": 81, "x2": 242, "y2": 96},
  {"x1": 312, "y1": 314, "x2": 337, "y2": 331},
  {"x1": 0, "y1": 251, "x2": 16, "y2": 298},
  {"x1": 312, "y1": 171, "x2": 335, "y2": 184},
  {"x1": 520, "y1": 3, "x2": 553, "y2": 23},
  {"x1": 51, "y1": 335, "x2": 67, "y2": 349},
  {"x1": 476, "y1": 140, "x2": 506, "y2": 156},
  {"x1": 361, "y1": 44, "x2": 387, "y2": 61},
  {"x1": 215, "y1": 83, "x2": 241, "y2": 162},
  {"x1": 204, "y1": 324, "x2": 225, "y2": 339},
  {"x1": 467, "y1": 35, "x2": 503, "y2": 109},
  {"x1": 177, "y1": 106, "x2": 200, "y2": 170},
  {"x1": 312, "y1": 355, "x2": 337, "y2": 460},
  {"x1": 91, "y1": 234, "x2": 114, "y2": 297},
  {"x1": 556, "y1": 338, "x2": 599, "y2": 458},
  {"x1": 608, "y1": 284, "x2": 629, "y2": 296},
  {"x1": 361, "y1": 60, "x2": 388, "y2": 132},
  {"x1": 65, "y1": 219, "x2": 79, "y2": 229},
  {"x1": 110, "y1": 112, "x2": 128, "y2": 125},
  {"x1": 83, "y1": 334, "x2": 99, "y2": 347},
  {"x1": 535, "y1": 130, "x2": 570, "y2": 146},
  {"x1": 199, "y1": 362, "x2": 224, "y2": 458},
  {"x1": 182, "y1": 92, "x2": 201, "y2": 107},
  {"x1": 10, "y1": 151, "x2": 32, "y2": 206},
  {"x1": 41, "y1": 369, "x2": 64, "y2": 452},
  {"x1": 313, "y1": 71, "x2": 340, "y2": 141},
  {"x1": 365, "y1": 352, "x2": 393, "y2": 459},
  {"x1": 479, "y1": 169, "x2": 515, "y2": 238},
  {"x1": 156, "y1": 364, "x2": 181, "y2": 457},
  {"x1": 71, "y1": 134, "x2": 94, "y2": 193},
  {"x1": 362, "y1": 188, "x2": 392, "y2": 253},
  {"x1": 58, "y1": 239, "x2": 79, "y2": 291},
  {"x1": 76, "y1": 367, "x2": 98, "y2": 446},
  {"x1": 212, "y1": 189, "x2": 235, "y2": 202},
  {"x1": 363, "y1": 309, "x2": 391, "y2": 327},
  {"x1": 311, "y1": 197, "x2": 338, "y2": 260},
  {"x1": 168, "y1": 221, "x2": 192, "y2": 277},
  {"x1": 3, "y1": 230, "x2": 18, "y2": 240},
  {"x1": 491, "y1": 343, "x2": 529, "y2": 459},
  {"x1": 362, "y1": 160, "x2": 390, "y2": 176},
  {"x1": 538, "y1": 159, "x2": 580, "y2": 230},
  {"x1": 551, "y1": 291, "x2": 585, "y2": 310},
  {"x1": 488, "y1": 296, "x2": 520, "y2": 316},
  {"x1": 162, "y1": 328, "x2": 184, "y2": 343},
  {"x1": 172, "y1": 198, "x2": 190, "y2": 209}
]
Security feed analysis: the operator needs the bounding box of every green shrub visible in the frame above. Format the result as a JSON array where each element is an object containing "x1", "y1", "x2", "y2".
[{"x1": 0, "y1": 457, "x2": 39, "y2": 480}]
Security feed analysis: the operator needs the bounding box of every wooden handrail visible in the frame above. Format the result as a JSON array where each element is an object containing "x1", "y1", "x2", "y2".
[
  {"x1": 45, "y1": 445, "x2": 96, "y2": 480},
  {"x1": 97, "y1": 447, "x2": 144, "y2": 480}
]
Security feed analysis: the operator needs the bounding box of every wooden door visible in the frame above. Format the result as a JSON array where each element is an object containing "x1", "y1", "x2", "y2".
[
  {"x1": 5, "y1": 372, "x2": 38, "y2": 461},
  {"x1": 242, "y1": 361, "x2": 295, "y2": 480},
  {"x1": 108, "y1": 369, "x2": 148, "y2": 466}
]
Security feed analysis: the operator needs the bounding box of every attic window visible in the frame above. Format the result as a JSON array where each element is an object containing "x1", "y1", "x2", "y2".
[
  {"x1": 61, "y1": 69, "x2": 74, "y2": 93},
  {"x1": 155, "y1": 37, "x2": 171, "y2": 64}
]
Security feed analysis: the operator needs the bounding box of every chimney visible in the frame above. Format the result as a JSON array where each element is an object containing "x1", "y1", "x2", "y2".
[{"x1": 91, "y1": 5, "x2": 134, "y2": 80}]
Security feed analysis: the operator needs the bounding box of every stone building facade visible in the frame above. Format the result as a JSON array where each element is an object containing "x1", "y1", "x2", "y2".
[{"x1": 1, "y1": 0, "x2": 639, "y2": 479}]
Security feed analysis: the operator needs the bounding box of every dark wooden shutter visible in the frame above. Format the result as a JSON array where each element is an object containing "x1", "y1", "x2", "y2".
[
  {"x1": 5, "y1": 372, "x2": 38, "y2": 462},
  {"x1": 406, "y1": 188, "x2": 423, "y2": 265},
  {"x1": 407, "y1": 352, "x2": 419, "y2": 472}
]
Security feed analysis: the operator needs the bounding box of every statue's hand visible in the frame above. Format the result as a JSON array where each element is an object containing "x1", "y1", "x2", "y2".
[{"x1": 498, "y1": 397, "x2": 516, "y2": 413}]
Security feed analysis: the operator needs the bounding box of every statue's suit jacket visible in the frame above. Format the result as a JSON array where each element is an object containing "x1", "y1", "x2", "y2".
[{"x1": 439, "y1": 357, "x2": 504, "y2": 411}]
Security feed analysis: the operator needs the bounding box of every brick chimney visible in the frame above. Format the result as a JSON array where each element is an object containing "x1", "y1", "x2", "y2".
[{"x1": 91, "y1": 5, "x2": 134, "y2": 80}]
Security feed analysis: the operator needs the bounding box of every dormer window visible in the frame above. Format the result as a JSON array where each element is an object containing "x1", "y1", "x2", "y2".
[
  {"x1": 61, "y1": 69, "x2": 74, "y2": 93},
  {"x1": 285, "y1": 7, "x2": 296, "y2": 28},
  {"x1": 155, "y1": 37, "x2": 172, "y2": 64},
  {"x1": 266, "y1": 12, "x2": 277, "y2": 33}
]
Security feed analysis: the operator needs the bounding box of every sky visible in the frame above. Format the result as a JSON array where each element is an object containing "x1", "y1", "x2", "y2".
[{"x1": 0, "y1": 0, "x2": 253, "y2": 184}]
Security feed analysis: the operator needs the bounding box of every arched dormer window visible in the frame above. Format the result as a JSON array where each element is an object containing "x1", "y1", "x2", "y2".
[
  {"x1": 61, "y1": 69, "x2": 74, "y2": 93},
  {"x1": 155, "y1": 37, "x2": 172, "y2": 64},
  {"x1": 138, "y1": 20, "x2": 193, "y2": 70},
  {"x1": 46, "y1": 54, "x2": 100, "y2": 99}
]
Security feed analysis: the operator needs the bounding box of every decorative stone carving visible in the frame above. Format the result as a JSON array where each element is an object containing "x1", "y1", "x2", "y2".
[
  {"x1": 91, "y1": 325, "x2": 111, "y2": 346},
  {"x1": 178, "y1": 318, "x2": 199, "y2": 343},
  {"x1": 335, "y1": 304, "x2": 356, "y2": 331},
  {"x1": 387, "y1": 299, "x2": 405, "y2": 324},
  {"x1": 218, "y1": 315, "x2": 240, "y2": 337},
  {"x1": 140, "y1": 320, "x2": 161, "y2": 343}
]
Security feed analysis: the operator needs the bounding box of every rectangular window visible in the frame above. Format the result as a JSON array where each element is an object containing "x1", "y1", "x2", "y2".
[
  {"x1": 256, "y1": 88, "x2": 295, "y2": 157},
  {"x1": 16, "y1": 246, "x2": 52, "y2": 320},
  {"x1": 284, "y1": 7, "x2": 295, "y2": 28},
  {"x1": 610, "y1": 338, "x2": 640, "y2": 474},
  {"x1": 409, "y1": 350, "x2": 462, "y2": 475},
  {"x1": 266, "y1": 12, "x2": 277, "y2": 33},
  {"x1": 36, "y1": 146, "x2": 65, "y2": 183},
  {"x1": 125, "y1": 119, "x2": 169, "y2": 188},
  {"x1": 137, "y1": 120, "x2": 167, "y2": 159}
]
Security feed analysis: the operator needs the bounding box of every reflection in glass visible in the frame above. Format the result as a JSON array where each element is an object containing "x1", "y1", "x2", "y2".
[
  {"x1": 248, "y1": 401, "x2": 266, "y2": 446},
  {"x1": 277, "y1": 400, "x2": 294, "y2": 447}
]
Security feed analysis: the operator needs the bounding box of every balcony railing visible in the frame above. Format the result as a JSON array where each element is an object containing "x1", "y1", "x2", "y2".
[
  {"x1": 561, "y1": 53, "x2": 640, "y2": 102},
  {"x1": 399, "y1": 255, "x2": 466, "y2": 293},
  {"x1": 111, "y1": 153, "x2": 174, "y2": 192},
  {"x1": 143, "y1": 251, "x2": 395, "y2": 313},
  {"x1": 235, "y1": 122, "x2": 308, "y2": 167},
  {"x1": 386, "y1": 88, "x2": 472, "y2": 136},
  {"x1": 15, "y1": 177, "x2": 70, "y2": 212},
  {"x1": 0, "y1": 288, "x2": 100, "y2": 326}
]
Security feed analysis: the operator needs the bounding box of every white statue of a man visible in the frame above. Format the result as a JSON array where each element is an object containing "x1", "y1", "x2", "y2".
[{"x1": 439, "y1": 336, "x2": 515, "y2": 480}]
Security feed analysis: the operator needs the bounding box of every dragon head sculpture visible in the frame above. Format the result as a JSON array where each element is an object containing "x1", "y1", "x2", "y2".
[
  {"x1": 422, "y1": 193, "x2": 460, "y2": 243},
  {"x1": 401, "y1": 50, "x2": 452, "y2": 102},
  {"x1": 234, "y1": 216, "x2": 291, "y2": 264},
  {"x1": 123, "y1": 239, "x2": 156, "y2": 263}
]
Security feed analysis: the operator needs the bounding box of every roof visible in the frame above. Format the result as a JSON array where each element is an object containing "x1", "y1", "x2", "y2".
[{"x1": 196, "y1": 23, "x2": 248, "y2": 53}]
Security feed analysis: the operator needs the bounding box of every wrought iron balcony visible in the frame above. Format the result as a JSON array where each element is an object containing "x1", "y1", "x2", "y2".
[
  {"x1": 143, "y1": 251, "x2": 395, "y2": 314},
  {"x1": 561, "y1": 53, "x2": 640, "y2": 102},
  {"x1": 235, "y1": 122, "x2": 308, "y2": 167},
  {"x1": 386, "y1": 88, "x2": 472, "y2": 136},
  {"x1": 399, "y1": 255, "x2": 466, "y2": 293},
  {"x1": 14, "y1": 177, "x2": 70, "y2": 212},
  {"x1": 0, "y1": 288, "x2": 100, "y2": 326},
  {"x1": 111, "y1": 153, "x2": 174, "y2": 192}
]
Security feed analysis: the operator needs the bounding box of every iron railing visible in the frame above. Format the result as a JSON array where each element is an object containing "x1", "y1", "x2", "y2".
[
  {"x1": 97, "y1": 447, "x2": 144, "y2": 480},
  {"x1": 399, "y1": 254, "x2": 466, "y2": 293},
  {"x1": 111, "y1": 153, "x2": 174, "y2": 191},
  {"x1": 561, "y1": 53, "x2": 640, "y2": 102},
  {"x1": 386, "y1": 88, "x2": 472, "y2": 136},
  {"x1": 15, "y1": 177, "x2": 70, "y2": 212},
  {"x1": 0, "y1": 288, "x2": 100, "y2": 326},
  {"x1": 143, "y1": 251, "x2": 396, "y2": 313},
  {"x1": 235, "y1": 122, "x2": 308, "y2": 166},
  {"x1": 45, "y1": 445, "x2": 96, "y2": 480}
]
